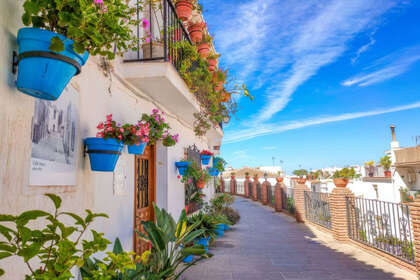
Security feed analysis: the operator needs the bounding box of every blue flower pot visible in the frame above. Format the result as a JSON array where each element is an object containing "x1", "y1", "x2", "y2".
[
  {"x1": 16, "y1": 28, "x2": 89, "y2": 100},
  {"x1": 183, "y1": 254, "x2": 193, "y2": 263},
  {"x1": 200, "y1": 154, "x2": 211, "y2": 165},
  {"x1": 215, "y1": 224, "x2": 224, "y2": 237},
  {"x1": 127, "y1": 142, "x2": 147, "y2": 155},
  {"x1": 195, "y1": 237, "x2": 209, "y2": 252},
  {"x1": 208, "y1": 167, "x2": 218, "y2": 176},
  {"x1": 224, "y1": 224, "x2": 230, "y2": 231},
  {"x1": 175, "y1": 161, "x2": 191, "y2": 176},
  {"x1": 85, "y1": 138, "x2": 123, "y2": 172}
]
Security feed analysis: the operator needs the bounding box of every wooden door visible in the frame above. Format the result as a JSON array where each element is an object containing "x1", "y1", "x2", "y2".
[{"x1": 133, "y1": 145, "x2": 155, "y2": 256}]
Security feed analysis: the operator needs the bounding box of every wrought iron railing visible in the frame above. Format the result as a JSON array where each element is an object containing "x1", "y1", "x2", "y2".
[
  {"x1": 248, "y1": 181, "x2": 253, "y2": 197},
  {"x1": 266, "y1": 184, "x2": 274, "y2": 207},
  {"x1": 281, "y1": 187, "x2": 295, "y2": 214},
  {"x1": 304, "y1": 191, "x2": 331, "y2": 229},
  {"x1": 124, "y1": 0, "x2": 192, "y2": 72},
  {"x1": 256, "y1": 183, "x2": 262, "y2": 201},
  {"x1": 346, "y1": 197, "x2": 415, "y2": 264}
]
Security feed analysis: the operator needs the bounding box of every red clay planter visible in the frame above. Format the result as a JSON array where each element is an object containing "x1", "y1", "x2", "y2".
[
  {"x1": 333, "y1": 178, "x2": 349, "y2": 188},
  {"x1": 197, "y1": 42, "x2": 210, "y2": 58},
  {"x1": 296, "y1": 178, "x2": 306, "y2": 184},
  {"x1": 207, "y1": 58, "x2": 217, "y2": 72},
  {"x1": 214, "y1": 81, "x2": 223, "y2": 92},
  {"x1": 175, "y1": 0, "x2": 193, "y2": 21},
  {"x1": 188, "y1": 22, "x2": 205, "y2": 43}
]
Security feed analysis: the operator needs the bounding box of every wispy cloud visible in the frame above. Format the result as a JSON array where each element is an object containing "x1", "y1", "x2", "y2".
[
  {"x1": 262, "y1": 146, "x2": 277, "y2": 150},
  {"x1": 224, "y1": 101, "x2": 420, "y2": 144},
  {"x1": 343, "y1": 45, "x2": 420, "y2": 87},
  {"x1": 351, "y1": 31, "x2": 377, "y2": 64}
]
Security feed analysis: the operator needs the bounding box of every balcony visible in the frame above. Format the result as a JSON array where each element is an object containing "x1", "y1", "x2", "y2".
[{"x1": 117, "y1": 0, "x2": 207, "y2": 128}]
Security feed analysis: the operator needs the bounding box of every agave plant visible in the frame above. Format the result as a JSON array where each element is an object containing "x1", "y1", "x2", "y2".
[
  {"x1": 137, "y1": 204, "x2": 210, "y2": 280},
  {"x1": 186, "y1": 212, "x2": 218, "y2": 240}
]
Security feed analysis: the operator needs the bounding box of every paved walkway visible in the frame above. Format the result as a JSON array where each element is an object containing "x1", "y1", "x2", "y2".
[{"x1": 182, "y1": 196, "x2": 416, "y2": 280}]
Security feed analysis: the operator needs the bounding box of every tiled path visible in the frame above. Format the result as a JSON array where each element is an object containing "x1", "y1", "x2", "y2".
[{"x1": 182, "y1": 196, "x2": 415, "y2": 280}]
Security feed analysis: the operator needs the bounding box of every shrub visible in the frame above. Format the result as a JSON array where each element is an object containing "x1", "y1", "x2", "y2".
[{"x1": 221, "y1": 207, "x2": 240, "y2": 225}]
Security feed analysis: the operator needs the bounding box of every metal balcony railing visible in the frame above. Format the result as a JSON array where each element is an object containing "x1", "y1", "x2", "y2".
[{"x1": 124, "y1": 0, "x2": 192, "y2": 72}]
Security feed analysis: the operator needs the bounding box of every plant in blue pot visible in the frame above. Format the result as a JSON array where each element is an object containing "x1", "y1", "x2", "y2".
[
  {"x1": 207, "y1": 167, "x2": 218, "y2": 177},
  {"x1": 175, "y1": 161, "x2": 192, "y2": 176},
  {"x1": 213, "y1": 156, "x2": 226, "y2": 173},
  {"x1": 85, "y1": 114, "x2": 124, "y2": 172},
  {"x1": 123, "y1": 121, "x2": 150, "y2": 155},
  {"x1": 200, "y1": 150, "x2": 213, "y2": 165},
  {"x1": 17, "y1": 0, "x2": 140, "y2": 100}
]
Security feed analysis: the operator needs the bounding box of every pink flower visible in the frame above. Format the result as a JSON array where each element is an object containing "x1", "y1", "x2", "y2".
[
  {"x1": 188, "y1": 178, "x2": 192, "y2": 184},
  {"x1": 177, "y1": 175, "x2": 181, "y2": 179},
  {"x1": 97, "y1": 122, "x2": 104, "y2": 130},
  {"x1": 120, "y1": 128, "x2": 124, "y2": 133},
  {"x1": 145, "y1": 36, "x2": 151, "y2": 43},
  {"x1": 118, "y1": 135, "x2": 122, "y2": 140},
  {"x1": 106, "y1": 127, "x2": 113, "y2": 132},
  {"x1": 152, "y1": 109, "x2": 159, "y2": 114},
  {"x1": 96, "y1": 132, "x2": 104, "y2": 138},
  {"x1": 117, "y1": 122, "x2": 121, "y2": 127},
  {"x1": 94, "y1": 0, "x2": 103, "y2": 4},
  {"x1": 106, "y1": 114, "x2": 113, "y2": 121},
  {"x1": 136, "y1": 130, "x2": 142, "y2": 137},
  {"x1": 142, "y1": 18, "x2": 150, "y2": 29},
  {"x1": 143, "y1": 137, "x2": 149, "y2": 143}
]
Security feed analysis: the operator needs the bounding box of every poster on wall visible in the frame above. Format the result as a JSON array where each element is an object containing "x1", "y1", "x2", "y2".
[{"x1": 29, "y1": 85, "x2": 79, "y2": 186}]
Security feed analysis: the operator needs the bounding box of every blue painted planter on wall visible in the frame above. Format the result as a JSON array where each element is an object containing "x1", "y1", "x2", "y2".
[
  {"x1": 207, "y1": 167, "x2": 218, "y2": 176},
  {"x1": 200, "y1": 154, "x2": 211, "y2": 165},
  {"x1": 215, "y1": 224, "x2": 224, "y2": 237},
  {"x1": 85, "y1": 138, "x2": 123, "y2": 172},
  {"x1": 127, "y1": 142, "x2": 147, "y2": 155},
  {"x1": 16, "y1": 28, "x2": 89, "y2": 100},
  {"x1": 175, "y1": 161, "x2": 191, "y2": 176}
]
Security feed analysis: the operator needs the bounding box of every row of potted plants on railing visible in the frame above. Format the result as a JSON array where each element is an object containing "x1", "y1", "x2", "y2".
[{"x1": 86, "y1": 109, "x2": 178, "y2": 172}]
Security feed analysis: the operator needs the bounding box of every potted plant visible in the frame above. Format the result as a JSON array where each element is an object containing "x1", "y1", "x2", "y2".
[
  {"x1": 213, "y1": 70, "x2": 226, "y2": 92},
  {"x1": 200, "y1": 150, "x2": 214, "y2": 165},
  {"x1": 231, "y1": 172, "x2": 236, "y2": 179},
  {"x1": 176, "y1": 160, "x2": 192, "y2": 176},
  {"x1": 179, "y1": 162, "x2": 210, "y2": 189},
  {"x1": 197, "y1": 33, "x2": 212, "y2": 58},
  {"x1": 365, "y1": 160, "x2": 375, "y2": 177},
  {"x1": 207, "y1": 167, "x2": 218, "y2": 176},
  {"x1": 293, "y1": 169, "x2": 307, "y2": 184},
  {"x1": 174, "y1": 0, "x2": 197, "y2": 21},
  {"x1": 245, "y1": 172, "x2": 250, "y2": 180},
  {"x1": 85, "y1": 114, "x2": 124, "y2": 172},
  {"x1": 123, "y1": 122, "x2": 150, "y2": 155},
  {"x1": 188, "y1": 21, "x2": 205, "y2": 43},
  {"x1": 332, "y1": 167, "x2": 359, "y2": 187},
  {"x1": 17, "y1": 0, "x2": 139, "y2": 100},
  {"x1": 213, "y1": 156, "x2": 226, "y2": 172},
  {"x1": 207, "y1": 52, "x2": 219, "y2": 72},
  {"x1": 380, "y1": 155, "x2": 392, "y2": 177},
  {"x1": 141, "y1": 109, "x2": 179, "y2": 147},
  {"x1": 276, "y1": 171, "x2": 283, "y2": 183},
  {"x1": 253, "y1": 174, "x2": 259, "y2": 181}
]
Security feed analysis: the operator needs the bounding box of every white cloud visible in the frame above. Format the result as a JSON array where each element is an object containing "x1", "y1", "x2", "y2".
[
  {"x1": 351, "y1": 32, "x2": 377, "y2": 64},
  {"x1": 224, "y1": 101, "x2": 420, "y2": 144},
  {"x1": 343, "y1": 46, "x2": 420, "y2": 87},
  {"x1": 262, "y1": 146, "x2": 277, "y2": 150}
]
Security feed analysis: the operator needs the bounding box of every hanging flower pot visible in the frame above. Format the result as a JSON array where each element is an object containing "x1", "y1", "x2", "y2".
[
  {"x1": 127, "y1": 142, "x2": 147, "y2": 155},
  {"x1": 16, "y1": 28, "x2": 89, "y2": 100},
  {"x1": 208, "y1": 167, "x2": 218, "y2": 176},
  {"x1": 85, "y1": 138, "x2": 123, "y2": 172},
  {"x1": 207, "y1": 58, "x2": 217, "y2": 72},
  {"x1": 384, "y1": 170, "x2": 391, "y2": 177},
  {"x1": 197, "y1": 42, "x2": 210, "y2": 58},
  {"x1": 175, "y1": 0, "x2": 194, "y2": 21},
  {"x1": 200, "y1": 150, "x2": 213, "y2": 165},
  {"x1": 188, "y1": 22, "x2": 205, "y2": 43},
  {"x1": 175, "y1": 161, "x2": 191, "y2": 176}
]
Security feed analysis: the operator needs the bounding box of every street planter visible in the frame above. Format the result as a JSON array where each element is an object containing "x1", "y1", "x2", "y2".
[
  {"x1": 127, "y1": 142, "x2": 147, "y2": 155},
  {"x1": 207, "y1": 167, "x2": 218, "y2": 176},
  {"x1": 183, "y1": 254, "x2": 193, "y2": 263},
  {"x1": 16, "y1": 28, "x2": 89, "y2": 101},
  {"x1": 215, "y1": 224, "x2": 224, "y2": 237},
  {"x1": 333, "y1": 178, "x2": 349, "y2": 188},
  {"x1": 175, "y1": 0, "x2": 193, "y2": 21},
  {"x1": 85, "y1": 138, "x2": 123, "y2": 172},
  {"x1": 200, "y1": 154, "x2": 212, "y2": 165},
  {"x1": 195, "y1": 237, "x2": 209, "y2": 253},
  {"x1": 276, "y1": 177, "x2": 284, "y2": 183},
  {"x1": 207, "y1": 58, "x2": 217, "y2": 72},
  {"x1": 223, "y1": 224, "x2": 230, "y2": 231},
  {"x1": 384, "y1": 171, "x2": 391, "y2": 177},
  {"x1": 197, "y1": 42, "x2": 210, "y2": 58},
  {"x1": 175, "y1": 161, "x2": 191, "y2": 176},
  {"x1": 297, "y1": 178, "x2": 307, "y2": 184},
  {"x1": 188, "y1": 22, "x2": 205, "y2": 43}
]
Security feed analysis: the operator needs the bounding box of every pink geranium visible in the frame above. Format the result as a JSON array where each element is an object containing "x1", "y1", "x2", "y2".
[
  {"x1": 106, "y1": 114, "x2": 113, "y2": 121},
  {"x1": 94, "y1": 0, "x2": 103, "y2": 4},
  {"x1": 97, "y1": 122, "x2": 104, "y2": 130}
]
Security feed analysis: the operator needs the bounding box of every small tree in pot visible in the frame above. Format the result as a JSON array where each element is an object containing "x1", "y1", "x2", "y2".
[
  {"x1": 365, "y1": 160, "x2": 375, "y2": 177},
  {"x1": 332, "y1": 167, "x2": 359, "y2": 188},
  {"x1": 380, "y1": 155, "x2": 392, "y2": 177},
  {"x1": 293, "y1": 169, "x2": 307, "y2": 184}
]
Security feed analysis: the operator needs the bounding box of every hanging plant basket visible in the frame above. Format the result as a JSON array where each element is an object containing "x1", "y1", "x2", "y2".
[
  {"x1": 200, "y1": 154, "x2": 212, "y2": 165},
  {"x1": 85, "y1": 138, "x2": 123, "y2": 172},
  {"x1": 175, "y1": 161, "x2": 191, "y2": 176},
  {"x1": 175, "y1": 0, "x2": 193, "y2": 21},
  {"x1": 188, "y1": 23, "x2": 204, "y2": 43},
  {"x1": 208, "y1": 167, "x2": 218, "y2": 176},
  {"x1": 197, "y1": 42, "x2": 210, "y2": 58},
  {"x1": 207, "y1": 58, "x2": 217, "y2": 72},
  {"x1": 16, "y1": 28, "x2": 89, "y2": 100},
  {"x1": 127, "y1": 142, "x2": 147, "y2": 155}
]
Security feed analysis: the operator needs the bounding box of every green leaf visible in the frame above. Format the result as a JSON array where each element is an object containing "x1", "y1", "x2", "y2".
[
  {"x1": 0, "y1": 225, "x2": 14, "y2": 241},
  {"x1": 16, "y1": 210, "x2": 50, "y2": 226},
  {"x1": 0, "y1": 268, "x2": 4, "y2": 276},
  {"x1": 0, "y1": 215, "x2": 15, "y2": 222},
  {"x1": 0, "y1": 252, "x2": 12, "y2": 260},
  {"x1": 49, "y1": 36, "x2": 65, "y2": 52},
  {"x1": 45, "y1": 193, "x2": 62, "y2": 209},
  {"x1": 113, "y1": 238, "x2": 123, "y2": 255},
  {"x1": 18, "y1": 226, "x2": 32, "y2": 244},
  {"x1": 19, "y1": 242, "x2": 42, "y2": 262},
  {"x1": 61, "y1": 212, "x2": 86, "y2": 228},
  {"x1": 23, "y1": 1, "x2": 39, "y2": 14},
  {"x1": 0, "y1": 243, "x2": 17, "y2": 253},
  {"x1": 21, "y1": 13, "x2": 31, "y2": 26}
]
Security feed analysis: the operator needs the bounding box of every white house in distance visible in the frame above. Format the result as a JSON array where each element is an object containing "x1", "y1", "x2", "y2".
[{"x1": 0, "y1": 1, "x2": 223, "y2": 278}]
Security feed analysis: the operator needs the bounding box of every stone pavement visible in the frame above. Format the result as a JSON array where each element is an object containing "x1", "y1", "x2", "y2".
[{"x1": 182, "y1": 196, "x2": 416, "y2": 280}]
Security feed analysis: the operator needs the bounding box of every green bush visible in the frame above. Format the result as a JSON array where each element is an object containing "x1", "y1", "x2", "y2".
[{"x1": 221, "y1": 207, "x2": 240, "y2": 225}]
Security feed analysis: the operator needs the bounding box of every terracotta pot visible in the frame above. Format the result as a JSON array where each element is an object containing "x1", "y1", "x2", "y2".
[
  {"x1": 245, "y1": 176, "x2": 250, "y2": 180},
  {"x1": 214, "y1": 81, "x2": 224, "y2": 92},
  {"x1": 276, "y1": 177, "x2": 284, "y2": 183},
  {"x1": 220, "y1": 91, "x2": 230, "y2": 102},
  {"x1": 207, "y1": 58, "x2": 217, "y2": 72},
  {"x1": 197, "y1": 42, "x2": 210, "y2": 58},
  {"x1": 175, "y1": 0, "x2": 193, "y2": 21},
  {"x1": 231, "y1": 175, "x2": 235, "y2": 180},
  {"x1": 197, "y1": 180, "x2": 205, "y2": 189},
  {"x1": 297, "y1": 178, "x2": 306, "y2": 184},
  {"x1": 188, "y1": 23, "x2": 204, "y2": 43},
  {"x1": 333, "y1": 178, "x2": 349, "y2": 188},
  {"x1": 384, "y1": 171, "x2": 391, "y2": 177},
  {"x1": 253, "y1": 176, "x2": 259, "y2": 182}
]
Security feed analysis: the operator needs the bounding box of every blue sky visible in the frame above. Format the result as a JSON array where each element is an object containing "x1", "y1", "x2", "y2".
[{"x1": 201, "y1": 0, "x2": 420, "y2": 174}]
